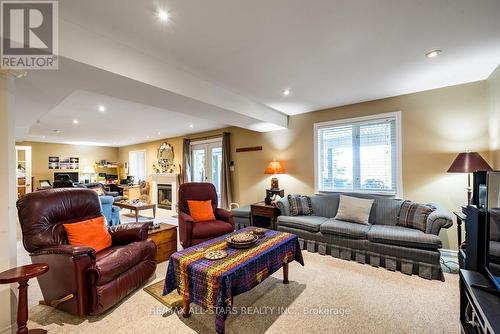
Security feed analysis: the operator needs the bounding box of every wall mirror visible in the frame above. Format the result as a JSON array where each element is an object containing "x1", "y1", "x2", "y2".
[{"x1": 158, "y1": 142, "x2": 174, "y2": 172}]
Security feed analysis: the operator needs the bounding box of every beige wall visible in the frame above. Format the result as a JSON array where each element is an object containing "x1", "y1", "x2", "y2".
[
  {"x1": 15, "y1": 141, "x2": 119, "y2": 187},
  {"x1": 119, "y1": 81, "x2": 492, "y2": 250},
  {"x1": 487, "y1": 65, "x2": 500, "y2": 168},
  {"x1": 1, "y1": 73, "x2": 17, "y2": 333}
]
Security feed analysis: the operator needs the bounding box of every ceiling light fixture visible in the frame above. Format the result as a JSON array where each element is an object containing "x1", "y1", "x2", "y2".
[
  {"x1": 189, "y1": 124, "x2": 194, "y2": 128},
  {"x1": 157, "y1": 131, "x2": 161, "y2": 135},
  {"x1": 282, "y1": 89, "x2": 290, "y2": 97},
  {"x1": 98, "y1": 105, "x2": 106, "y2": 112},
  {"x1": 425, "y1": 49, "x2": 442, "y2": 58},
  {"x1": 73, "y1": 119, "x2": 79, "y2": 124},
  {"x1": 157, "y1": 9, "x2": 169, "y2": 22},
  {"x1": 146, "y1": 135, "x2": 150, "y2": 139},
  {"x1": 53, "y1": 129, "x2": 61, "y2": 134}
]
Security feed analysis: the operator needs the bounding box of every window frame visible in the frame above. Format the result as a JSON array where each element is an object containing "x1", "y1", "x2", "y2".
[{"x1": 313, "y1": 111, "x2": 403, "y2": 197}]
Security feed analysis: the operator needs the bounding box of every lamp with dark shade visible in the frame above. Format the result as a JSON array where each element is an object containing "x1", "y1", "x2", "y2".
[{"x1": 447, "y1": 152, "x2": 493, "y2": 205}]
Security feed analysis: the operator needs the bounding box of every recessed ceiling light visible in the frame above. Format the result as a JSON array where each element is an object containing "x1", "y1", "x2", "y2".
[
  {"x1": 157, "y1": 131, "x2": 161, "y2": 135},
  {"x1": 98, "y1": 105, "x2": 106, "y2": 112},
  {"x1": 53, "y1": 129, "x2": 61, "y2": 134},
  {"x1": 425, "y1": 49, "x2": 442, "y2": 58},
  {"x1": 157, "y1": 9, "x2": 169, "y2": 22},
  {"x1": 146, "y1": 135, "x2": 150, "y2": 139},
  {"x1": 189, "y1": 124, "x2": 194, "y2": 128},
  {"x1": 282, "y1": 89, "x2": 290, "y2": 97},
  {"x1": 42, "y1": 135, "x2": 46, "y2": 139},
  {"x1": 73, "y1": 119, "x2": 79, "y2": 124}
]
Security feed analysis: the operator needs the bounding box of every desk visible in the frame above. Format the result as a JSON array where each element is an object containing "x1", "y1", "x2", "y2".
[{"x1": 251, "y1": 202, "x2": 280, "y2": 230}]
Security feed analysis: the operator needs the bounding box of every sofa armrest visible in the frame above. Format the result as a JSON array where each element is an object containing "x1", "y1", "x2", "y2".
[
  {"x1": 215, "y1": 208, "x2": 235, "y2": 227},
  {"x1": 108, "y1": 222, "x2": 149, "y2": 245},
  {"x1": 276, "y1": 196, "x2": 290, "y2": 216},
  {"x1": 426, "y1": 204, "x2": 453, "y2": 235}
]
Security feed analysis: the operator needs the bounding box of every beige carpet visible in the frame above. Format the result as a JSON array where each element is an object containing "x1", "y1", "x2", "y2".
[{"x1": 21, "y1": 248, "x2": 460, "y2": 334}]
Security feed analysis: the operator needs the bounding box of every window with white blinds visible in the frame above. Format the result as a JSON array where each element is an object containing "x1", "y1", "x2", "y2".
[
  {"x1": 128, "y1": 150, "x2": 146, "y2": 184},
  {"x1": 314, "y1": 112, "x2": 401, "y2": 195}
]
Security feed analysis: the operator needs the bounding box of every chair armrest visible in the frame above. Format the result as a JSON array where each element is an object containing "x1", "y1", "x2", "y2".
[
  {"x1": 108, "y1": 222, "x2": 149, "y2": 245},
  {"x1": 31, "y1": 245, "x2": 96, "y2": 259},
  {"x1": 426, "y1": 204, "x2": 453, "y2": 235},
  {"x1": 178, "y1": 212, "x2": 194, "y2": 248},
  {"x1": 215, "y1": 208, "x2": 235, "y2": 226}
]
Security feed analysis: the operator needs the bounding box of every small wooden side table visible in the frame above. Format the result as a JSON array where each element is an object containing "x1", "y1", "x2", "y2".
[
  {"x1": 148, "y1": 223, "x2": 177, "y2": 263},
  {"x1": 0, "y1": 263, "x2": 49, "y2": 334},
  {"x1": 251, "y1": 202, "x2": 280, "y2": 230}
]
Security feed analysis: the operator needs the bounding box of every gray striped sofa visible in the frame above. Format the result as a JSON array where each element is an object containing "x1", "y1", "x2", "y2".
[{"x1": 276, "y1": 193, "x2": 453, "y2": 280}]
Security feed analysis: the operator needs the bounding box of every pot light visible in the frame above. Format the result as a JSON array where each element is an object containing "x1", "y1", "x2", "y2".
[
  {"x1": 157, "y1": 9, "x2": 169, "y2": 22},
  {"x1": 282, "y1": 89, "x2": 290, "y2": 97},
  {"x1": 98, "y1": 105, "x2": 106, "y2": 112},
  {"x1": 425, "y1": 49, "x2": 442, "y2": 58},
  {"x1": 73, "y1": 119, "x2": 79, "y2": 124},
  {"x1": 157, "y1": 131, "x2": 161, "y2": 135},
  {"x1": 53, "y1": 129, "x2": 61, "y2": 134},
  {"x1": 189, "y1": 124, "x2": 194, "y2": 128},
  {"x1": 146, "y1": 135, "x2": 150, "y2": 139}
]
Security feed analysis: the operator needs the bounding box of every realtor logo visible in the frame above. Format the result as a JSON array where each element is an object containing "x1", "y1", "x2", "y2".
[{"x1": 1, "y1": 0, "x2": 58, "y2": 69}]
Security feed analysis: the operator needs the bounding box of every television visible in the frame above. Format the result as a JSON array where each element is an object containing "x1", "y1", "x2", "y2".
[
  {"x1": 485, "y1": 171, "x2": 500, "y2": 289},
  {"x1": 53, "y1": 172, "x2": 79, "y2": 183}
]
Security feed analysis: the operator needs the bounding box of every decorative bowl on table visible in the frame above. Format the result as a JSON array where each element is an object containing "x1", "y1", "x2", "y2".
[
  {"x1": 204, "y1": 250, "x2": 227, "y2": 260},
  {"x1": 252, "y1": 228, "x2": 267, "y2": 238},
  {"x1": 225, "y1": 232, "x2": 259, "y2": 249}
]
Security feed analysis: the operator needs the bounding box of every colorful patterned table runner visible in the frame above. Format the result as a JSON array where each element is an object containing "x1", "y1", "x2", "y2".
[{"x1": 163, "y1": 227, "x2": 304, "y2": 333}]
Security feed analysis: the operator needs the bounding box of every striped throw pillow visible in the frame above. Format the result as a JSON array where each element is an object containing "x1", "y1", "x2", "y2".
[
  {"x1": 397, "y1": 201, "x2": 435, "y2": 232},
  {"x1": 287, "y1": 194, "x2": 313, "y2": 216}
]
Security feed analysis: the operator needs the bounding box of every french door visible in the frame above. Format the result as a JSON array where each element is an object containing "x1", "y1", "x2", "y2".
[{"x1": 191, "y1": 139, "x2": 223, "y2": 204}]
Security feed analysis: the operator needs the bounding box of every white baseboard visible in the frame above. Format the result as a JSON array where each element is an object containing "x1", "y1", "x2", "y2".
[{"x1": 0, "y1": 323, "x2": 13, "y2": 334}]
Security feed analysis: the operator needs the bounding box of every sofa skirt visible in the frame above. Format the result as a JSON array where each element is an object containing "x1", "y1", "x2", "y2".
[{"x1": 280, "y1": 226, "x2": 445, "y2": 281}]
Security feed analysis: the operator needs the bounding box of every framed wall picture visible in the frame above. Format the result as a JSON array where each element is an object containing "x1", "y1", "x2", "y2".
[
  {"x1": 48, "y1": 156, "x2": 59, "y2": 169},
  {"x1": 59, "y1": 157, "x2": 70, "y2": 170}
]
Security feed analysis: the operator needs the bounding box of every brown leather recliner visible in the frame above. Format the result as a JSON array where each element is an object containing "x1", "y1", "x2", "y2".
[
  {"x1": 17, "y1": 188, "x2": 157, "y2": 316},
  {"x1": 178, "y1": 182, "x2": 235, "y2": 248}
]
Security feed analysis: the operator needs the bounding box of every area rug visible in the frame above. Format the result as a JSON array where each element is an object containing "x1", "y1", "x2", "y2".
[{"x1": 144, "y1": 279, "x2": 183, "y2": 309}]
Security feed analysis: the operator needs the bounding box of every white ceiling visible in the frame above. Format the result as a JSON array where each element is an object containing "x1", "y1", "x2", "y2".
[
  {"x1": 60, "y1": 0, "x2": 500, "y2": 115},
  {"x1": 14, "y1": 0, "x2": 500, "y2": 146}
]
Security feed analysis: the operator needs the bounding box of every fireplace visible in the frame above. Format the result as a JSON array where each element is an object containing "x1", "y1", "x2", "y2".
[{"x1": 157, "y1": 184, "x2": 173, "y2": 210}]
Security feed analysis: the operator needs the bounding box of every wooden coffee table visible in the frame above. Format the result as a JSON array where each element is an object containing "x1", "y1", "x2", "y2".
[
  {"x1": 114, "y1": 201, "x2": 156, "y2": 222},
  {"x1": 148, "y1": 223, "x2": 177, "y2": 263},
  {"x1": 164, "y1": 228, "x2": 304, "y2": 333}
]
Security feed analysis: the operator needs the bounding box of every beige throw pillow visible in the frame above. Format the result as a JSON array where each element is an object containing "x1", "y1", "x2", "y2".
[{"x1": 334, "y1": 195, "x2": 374, "y2": 225}]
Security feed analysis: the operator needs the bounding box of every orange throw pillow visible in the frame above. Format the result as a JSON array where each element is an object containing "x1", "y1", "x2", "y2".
[
  {"x1": 187, "y1": 200, "x2": 216, "y2": 222},
  {"x1": 63, "y1": 216, "x2": 112, "y2": 253}
]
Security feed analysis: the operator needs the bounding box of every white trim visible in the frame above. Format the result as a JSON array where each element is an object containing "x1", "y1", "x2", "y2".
[
  {"x1": 189, "y1": 137, "x2": 222, "y2": 146},
  {"x1": 313, "y1": 111, "x2": 403, "y2": 197}
]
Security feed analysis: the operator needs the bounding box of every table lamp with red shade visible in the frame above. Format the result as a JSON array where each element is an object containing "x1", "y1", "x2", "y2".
[
  {"x1": 447, "y1": 151, "x2": 492, "y2": 205},
  {"x1": 264, "y1": 160, "x2": 285, "y2": 204}
]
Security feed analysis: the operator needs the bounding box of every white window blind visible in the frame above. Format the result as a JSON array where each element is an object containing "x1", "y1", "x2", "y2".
[
  {"x1": 315, "y1": 113, "x2": 400, "y2": 195},
  {"x1": 128, "y1": 150, "x2": 146, "y2": 183}
]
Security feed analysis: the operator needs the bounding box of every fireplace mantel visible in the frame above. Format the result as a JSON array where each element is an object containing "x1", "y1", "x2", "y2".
[{"x1": 149, "y1": 173, "x2": 178, "y2": 212}]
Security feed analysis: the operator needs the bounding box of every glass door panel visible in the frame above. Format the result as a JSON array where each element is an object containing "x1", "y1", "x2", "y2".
[
  {"x1": 192, "y1": 147, "x2": 206, "y2": 182},
  {"x1": 191, "y1": 140, "x2": 223, "y2": 205}
]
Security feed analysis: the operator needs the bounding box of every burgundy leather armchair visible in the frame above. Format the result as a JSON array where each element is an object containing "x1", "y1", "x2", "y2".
[
  {"x1": 178, "y1": 182, "x2": 235, "y2": 248},
  {"x1": 17, "y1": 188, "x2": 157, "y2": 316}
]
